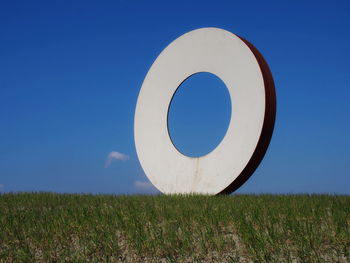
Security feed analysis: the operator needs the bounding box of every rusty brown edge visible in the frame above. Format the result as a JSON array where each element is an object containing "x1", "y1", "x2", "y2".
[{"x1": 218, "y1": 36, "x2": 277, "y2": 195}]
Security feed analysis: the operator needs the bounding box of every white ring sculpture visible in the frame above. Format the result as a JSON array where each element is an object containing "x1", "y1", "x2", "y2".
[{"x1": 134, "y1": 28, "x2": 276, "y2": 195}]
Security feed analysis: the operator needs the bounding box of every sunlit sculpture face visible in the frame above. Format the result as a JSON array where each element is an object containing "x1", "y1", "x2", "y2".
[{"x1": 134, "y1": 28, "x2": 276, "y2": 195}]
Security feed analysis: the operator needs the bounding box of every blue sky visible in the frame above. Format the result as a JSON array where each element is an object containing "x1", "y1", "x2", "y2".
[{"x1": 1, "y1": 0, "x2": 349, "y2": 194}]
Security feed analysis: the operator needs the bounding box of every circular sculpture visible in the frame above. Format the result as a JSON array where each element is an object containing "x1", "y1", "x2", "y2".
[{"x1": 134, "y1": 27, "x2": 276, "y2": 195}]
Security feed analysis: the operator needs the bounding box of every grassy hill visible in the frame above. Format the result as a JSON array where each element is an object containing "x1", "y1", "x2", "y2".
[{"x1": 0, "y1": 193, "x2": 349, "y2": 262}]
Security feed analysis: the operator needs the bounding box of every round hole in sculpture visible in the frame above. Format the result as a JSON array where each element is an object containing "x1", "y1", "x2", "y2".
[{"x1": 167, "y1": 72, "x2": 231, "y2": 158}]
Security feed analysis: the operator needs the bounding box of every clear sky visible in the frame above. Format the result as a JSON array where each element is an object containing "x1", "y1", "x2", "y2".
[{"x1": 1, "y1": 0, "x2": 349, "y2": 195}]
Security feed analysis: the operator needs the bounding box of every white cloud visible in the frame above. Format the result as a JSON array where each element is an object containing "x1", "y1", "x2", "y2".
[
  {"x1": 105, "y1": 151, "x2": 129, "y2": 168},
  {"x1": 134, "y1": 180, "x2": 157, "y2": 193},
  {"x1": 0, "y1": 184, "x2": 4, "y2": 193}
]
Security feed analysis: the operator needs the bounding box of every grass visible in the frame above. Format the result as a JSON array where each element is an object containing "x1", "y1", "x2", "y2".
[{"x1": 0, "y1": 193, "x2": 349, "y2": 262}]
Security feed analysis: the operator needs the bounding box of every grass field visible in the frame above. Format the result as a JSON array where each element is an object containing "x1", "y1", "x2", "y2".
[{"x1": 0, "y1": 193, "x2": 349, "y2": 262}]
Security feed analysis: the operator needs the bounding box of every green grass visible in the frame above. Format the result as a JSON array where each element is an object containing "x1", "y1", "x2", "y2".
[{"x1": 0, "y1": 193, "x2": 349, "y2": 262}]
